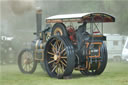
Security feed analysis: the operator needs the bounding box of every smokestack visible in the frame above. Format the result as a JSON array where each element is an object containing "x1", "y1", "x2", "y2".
[{"x1": 36, "y1": 7, "x2": 42, "y2": 38}]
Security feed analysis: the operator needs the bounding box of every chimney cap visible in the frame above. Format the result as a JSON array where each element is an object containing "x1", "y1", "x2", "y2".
[
  {"x1": 36, "y1": 7, "x2": 41, "y2": 10},
  {"x1": 36, "y1": 7, "x2": 42, "y2": 14}
]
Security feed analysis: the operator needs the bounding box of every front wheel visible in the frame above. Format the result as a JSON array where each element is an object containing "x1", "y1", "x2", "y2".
[{"x1": 18, "y1": 49, "x2": 37, "y2": 74}]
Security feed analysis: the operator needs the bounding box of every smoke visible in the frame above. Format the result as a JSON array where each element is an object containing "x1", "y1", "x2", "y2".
[{"x1": 8, "y1": 0, "x2": 36, "y2": 15}]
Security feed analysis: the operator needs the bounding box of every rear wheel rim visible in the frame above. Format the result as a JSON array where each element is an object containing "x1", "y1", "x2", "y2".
[
  {"x1": 53, "y1": 27, "x2": 63, "y2": 36},
  {"x1": 80, "y1": 43, "x2": 107, "y2": 75}
]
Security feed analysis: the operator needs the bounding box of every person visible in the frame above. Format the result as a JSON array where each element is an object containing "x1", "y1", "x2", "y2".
[
  {"x1": 76, "y1": 22, "x2": 87, "y2": 49},
  {"x1": 76, "y1": 22, "x2": 89, "y2": 67}
]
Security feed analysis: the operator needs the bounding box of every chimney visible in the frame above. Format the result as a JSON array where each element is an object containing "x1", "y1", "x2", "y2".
[{"x1": 36, "y1": 7, "x2": 42, "y2": 38}]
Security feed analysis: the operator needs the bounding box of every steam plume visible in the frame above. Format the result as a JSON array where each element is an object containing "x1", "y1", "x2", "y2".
[{"x1": 8, "y1": 0, "x2": 36, "y2": 15}]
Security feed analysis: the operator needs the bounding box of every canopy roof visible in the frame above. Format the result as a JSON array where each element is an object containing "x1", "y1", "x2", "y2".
[{"x1": 46, "y1": 12, "x2": 115, "y2": 23}]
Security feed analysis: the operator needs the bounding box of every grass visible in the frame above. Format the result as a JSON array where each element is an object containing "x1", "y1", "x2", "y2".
[{"x1": 0, "y1": 62, "x2": 128, "y2": 85}]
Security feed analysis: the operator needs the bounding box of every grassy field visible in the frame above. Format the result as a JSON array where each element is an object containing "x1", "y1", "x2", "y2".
[{"x1": 0, "y1": 62, "x2": 128, "y2": 85}]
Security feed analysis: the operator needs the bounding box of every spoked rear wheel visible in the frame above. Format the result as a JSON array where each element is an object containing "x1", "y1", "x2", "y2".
[
  {"x1": 44, "y1": 36, "x2": 75, "y2": 79},
  {"x1": 18, "y1": 49, "x2": 37, "y2": 74},
  {"x1": 80, "y1": 42, "x2": 107, "y2": 76}
]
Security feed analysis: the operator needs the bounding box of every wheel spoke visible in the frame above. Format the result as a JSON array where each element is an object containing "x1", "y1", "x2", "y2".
[
  {"x1": 29, "y1": 64, "x2": 32, "y2": 70},
  {"x1": 48, "y1": 60, "x2": 56, "y2": 64},
  {"x1": 63, "y1": 51, "x2": 67, "y2": 56},
  {"x1": 23, "y1": 54, "x2": 27, "y2": 60},
  {"x1": 55, "y1": 40, "x2": 60, "y2": 51},
  {"x1": 52, "y1": 48, "x2": 56, "y2": 54},
  {"x1": 57, "y1": 64, "x2": 61, "y2": 75},
  {"x1": 61, "y1": 56, "x2": 67, "y2": 59},
  {"x1": 60, "y1": 48, "x2": 66, "y2": 54},
  {"x1": 28, "y1": 53, "x2": 33, "y2": 60},
  {"x1": 50, "y1": 43, "x2": 57, "y2": 53},
  {"x1": 60, "y1": 61, "x2": 66, "y2": 67},
  {"x1": 23, "y1": 64, "x2": 26, "y2": 70},
  {"x1": 51, "y1": 65, "x2": 57, "y2": 72},
  {"x1": 57, "y1": 65, "x2": 59, "y2": 76},
  {"x1": 61, "y1": 44, "x2": 64, "y2": 51},
  {"x1": 55, "y1": 65, "x2": 58, "y2": 74},
  {"x1": 48, "y1": 52, "x2": 55, "y2": 56},
  {"x1": 63, "y1": 59, "x2": 67, "y2": 64},
  {"x1": 25, "y1": 64, "x2": 27, "y2": 71},
  {"x1": 30, "y1": 63, "x2": 33, "y2": 67},
  {"x1": 58, "y1": 42, "x2": 62, "y2": 52},
  {"x1": 28, "y1": 64, "x2": 30, "y2": 71},
  {"x1": 58, "y1": 64, "x2": 62, "y2": 74},
  {"x1": 61, "y1": 64, "x2": 64, "y2": 73},
  {"x1": 27, "y1": 64, "x2": 29, "y2": 72},
  {"x1": 50, "y1": 57, "x2": 54, "y2": 59}
]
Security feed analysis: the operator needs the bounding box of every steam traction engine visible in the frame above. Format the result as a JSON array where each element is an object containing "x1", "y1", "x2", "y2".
[{"x1": 18, "y1": 9, "x2": 115, "y2": 79}]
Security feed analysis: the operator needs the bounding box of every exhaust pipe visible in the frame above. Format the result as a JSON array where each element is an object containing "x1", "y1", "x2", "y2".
[{"x1": 36, "y1": 7, "x2": 42, "y2": 38}]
